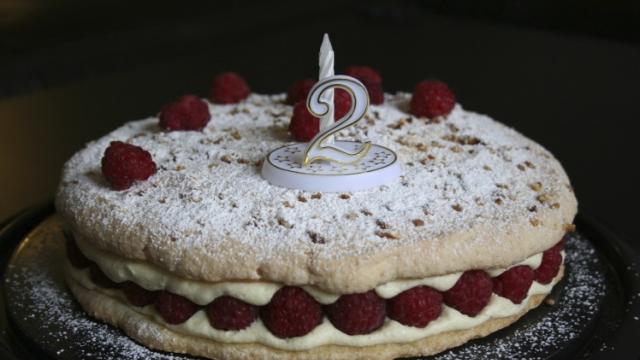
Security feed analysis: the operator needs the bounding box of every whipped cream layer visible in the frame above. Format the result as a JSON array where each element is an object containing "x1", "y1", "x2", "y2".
[
  {"x1": 66, "y1": 256, "x2": 563, "y2": 350},
  {"x1": 75, "y1": 233, "x2": 543, "y2": 305}
]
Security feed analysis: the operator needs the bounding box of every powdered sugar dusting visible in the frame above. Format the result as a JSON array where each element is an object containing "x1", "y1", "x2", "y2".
[
  {"x1": 54, "y1": 93, "x2": 575, "y2": 287},
  {"x1": 5, "y1": 229, "x2": 605, "y2": 359}
]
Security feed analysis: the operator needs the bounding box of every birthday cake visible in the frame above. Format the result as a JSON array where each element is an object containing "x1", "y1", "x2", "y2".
[{"x1": 56, "y1": 38, "x2": 576, "y2": 360}]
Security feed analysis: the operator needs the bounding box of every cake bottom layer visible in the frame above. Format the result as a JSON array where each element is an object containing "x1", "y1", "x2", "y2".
[{"x1": 65, "y1": 269, "x2": 559, "y2": 360}]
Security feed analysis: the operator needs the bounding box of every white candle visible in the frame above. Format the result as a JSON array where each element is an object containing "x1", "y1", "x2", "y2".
[{"x1": 319, "y1": 33, "x2": 335, "y2": 143}]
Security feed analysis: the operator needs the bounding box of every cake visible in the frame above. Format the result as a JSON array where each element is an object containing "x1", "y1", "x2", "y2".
[{"x1": 56, "y1": 68, "x2": 576, "y2": 359}]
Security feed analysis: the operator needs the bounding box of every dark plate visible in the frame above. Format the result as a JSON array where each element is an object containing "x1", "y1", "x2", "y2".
[{"x1": 1, "y1": 204, "x2": 639, "y2": 359}]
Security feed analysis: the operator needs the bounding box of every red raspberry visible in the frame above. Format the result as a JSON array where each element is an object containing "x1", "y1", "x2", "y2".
[
  {"x1": 123, "y1": 281, "x2": 158, "y2": 307},
  {"x1": 387, "y1": 286, "x2": 443, "y2": 328},
  {"x1": 66, "y1": 238, "x2": 92, "y2": 269},
  {"x1": 101, "y1": 141, "x2": 157, "y2": 190},
  {"x1": 89, "y1": 264, "x2": 121, "y2": 289},
  {"x1": 410, "y1": 80, "x2": 456, "y2": 118},
  {"x1": 535, "y1": 246, "x2": 563, "y2": 284},
  {"x1": 159, "y1": 94, "x2": 211, "y2": 131},
  {"x1": 344, "y1": 66, "x2": 384, "y2": 104},
  {"x1": 154, "y1": 291, "x2": 199, "y2": 325},
  {"x1": 209, "y1": 72, "x2": 250, "y2": 104},
  {"x1": 261, "y1": 286, "x2": 322, "y2": 338},
  {"x1": 286, "y1": 78, "x2": 316, "y2": 104},
  {"x1": 334, "y1": 88, "x2": 352, "y2": 119},
  {"x1": 492, "y1": 265, "x2": 535, "y2": 304},
  {"x1": 443, "y1": 270, "x2": 493, "y2": 317},
  {"x1": 206, "y1": 296, "x2": 258, "y2": 331},
  {"x1": 326, "y1": 291, "x2": 386, "y2": 335},
  {"x1": 288, "y1": 89, "x2": 352, "y2": 142},
  {"x1": 288, "y1": 102, "x2": 319, "y2": 142}
]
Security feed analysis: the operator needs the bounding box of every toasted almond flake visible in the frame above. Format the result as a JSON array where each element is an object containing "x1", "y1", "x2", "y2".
[{"x1": 375, "y1": 230, "x2": 400, "y2": 240}]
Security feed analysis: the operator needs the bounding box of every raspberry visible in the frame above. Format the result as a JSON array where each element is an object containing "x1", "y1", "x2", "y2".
[
  {"x1": 286, "y1": 78, "x2": 316, "y2": 104},
  {"x1": 209, "y1": 72, "x2": 250, "y2": 104},
  {"x1": 288, "y1": 89, "x2": 352, "y2": 142},
  {"x1": 410, "y1": 80, "x2": 456, "y2": 118},
  {"x1": 443, "y1": 270, "x2": 493, "y2": 317},
  {"x1": 288, "y1": 102, "x2": 320, "y2": 142},
  {"x1": 154, "y1": 291, "x2": 199, "y2": 325},
  {"x1": 387, "y1": 286, "x2": 443, "y2": 328},
  {"x1": 66, "y1": 237, "x2": 92, "y2": 269},
  {"x1": 89, "y1": 264, "x2": 121, "y2": 289},
  {"x1": 492, "y1": 265, "x2": 535, "y2": 304},
  {"x1": 159, "y1": 94, "x2": 211, "y2": 131},
  {"x1": 261, "y1": 286, "x2": 322, "y2": 338},
  {"x1": 334, "y1": 88, "x2": 352, "y2": 119},
  {"x1": 326, "y1": 291, "x2": 386, "y2": 335},
  {"x1": 123, "y1": 281, "x2": 158, "y2": 307},
  {"x1": 206, "y1": 296, "x2": 258, "y2": 331},
  {"x1": 535, "y1": 246, "x2": 563, "y2": 284},
  {"x1": 101, "y1": 141, "x2": 157, "y2": 190},
  {"x1": 344, "y1": 66, "x2": 384, "y2": 104}
]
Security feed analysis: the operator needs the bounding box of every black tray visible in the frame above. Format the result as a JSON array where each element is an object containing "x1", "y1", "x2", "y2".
[{"x1": 1, "y1": 203, "x2": 639, "y2": 359}]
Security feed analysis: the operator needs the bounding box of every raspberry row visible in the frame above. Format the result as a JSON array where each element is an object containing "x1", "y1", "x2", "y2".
[{"x1": 67, "y1": 238, "x2": 564, "y2": 339}]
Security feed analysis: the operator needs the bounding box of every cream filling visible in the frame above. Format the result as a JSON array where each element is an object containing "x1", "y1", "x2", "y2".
[
  {"x1": 74, "y1": 235, "x2": 543, "y2": 305},
  {"x1": 66, "y1": 254, "x2": 563, "y2": 351}
]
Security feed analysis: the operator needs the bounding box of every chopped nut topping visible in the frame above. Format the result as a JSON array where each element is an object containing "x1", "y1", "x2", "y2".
[
  {"x1": 537, "y1": 193, "x2": 552, "y2": 204},
  {"x1": 442, "y1": 134, "x2": 482, "y2": 145},
  {"x1": 528, "y1": 205, "x2": 537, "y2": 212},
  {"x1": 283, "y1": 201, "x2": 294, "y2": 208},
  {"x1": 452, "y1": 204, "x2": 463, "y2": 212},
  {"x1": 450, "y1": 145, "x2": 464, "y2": 153},
  {"x1": 311, "y1": 193, "x2": 322, "y2": 199},
  {"x1": 277, "y1": 217, "x2": 293, "y2": 229},
  {"x1": 175, "y1": 165, "x2": 186, "y2": 171},
  {"x1": 420, "y1": 155, "x2": 436, "y2": 165},
  {"x1": 158, "y1": 197, "x2": 166, "y2": 204},
  {"x1": 297, "y1": 195, "x2": 308, "y2": 203},
  {"x1": 229, "y1": 130, "x2": 242, "y2": 140},
  {"x1": 412, "y1": 219, "x2": 425, "y2": 227},
  {"x1": 375, "y1": 230, "x2": 400, "y2": 240},
  {"x1": 361, "y1": 209, "x2": 373, "y2": 216},
  {"x1": 551, "y1": 202, "x2": 561, "y2": 209},
  {"x1": 530, "y1": 218, "x2": 541, "y2": 226},
  {"x1": 376, "y1": 219, "x2": 389, "y2": 229},
  {"x1": 237, "y1": 158, "x2": 250, "y2": 164},
  {"x1": 416, "y1": 143, "x2": 428, "y2": 152},
  {"x1": 387, "y1": 118, "x2": 407, "y2": 130},
  {"x1": 430, "y1": 140, "x2": 444, "y2": 148},
  {"x1": 496, "y1": 183, "x2": 509, "y2": 189},
  {"x1": 339, "y1": 194, "x2": 351, "y2": 200},
  {"x1": 525, "y1": 160, "x2": 536, "y2": 169},
  {"x1": 483, "y1": 165, "x2": 492, "y2": 171},
  {"x1": 564, "y1": 223, "x2": 577, "y2": 232},
  {"x1": 308, "y1": 231, "x2": 326, "y2": 244},
  {"x1": 220, "y1": 155, "x2": 233, "y2": 163},
  {"x1": 517, "y1": 164, "x2": 526, "y2": 171},
  {"x1": 345, "y1": 212, "x2": 359, "y2": 220},
  {"x1": 529, "y1": 182, "x2": 543, "y2": 192},
  {"x1": 495, "y1": 198, "x2": 503, "y2": 205}
]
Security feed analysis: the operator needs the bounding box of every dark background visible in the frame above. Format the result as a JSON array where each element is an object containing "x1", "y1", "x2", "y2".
[{"x1": 1, "y1": 1, "x2": 639, "y2": 248}]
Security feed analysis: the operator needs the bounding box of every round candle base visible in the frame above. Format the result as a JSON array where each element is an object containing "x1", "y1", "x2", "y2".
[{"x1": 261, "y1": 141, "x2": 402, "y2": 192}]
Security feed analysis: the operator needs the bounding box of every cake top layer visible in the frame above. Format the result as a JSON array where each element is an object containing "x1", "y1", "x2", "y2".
[{"x1": 56, "y1": 94, "x2": 576, "y2": 293}]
